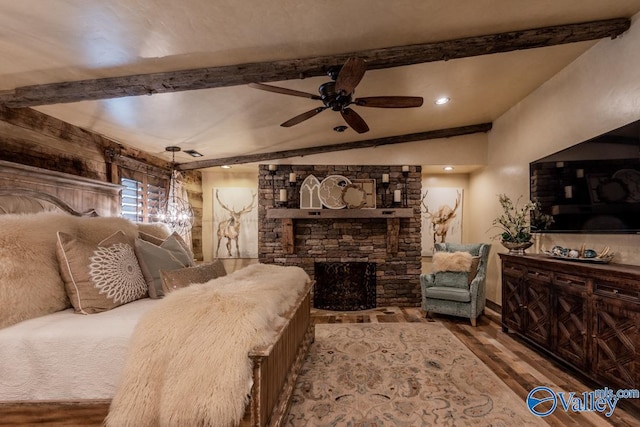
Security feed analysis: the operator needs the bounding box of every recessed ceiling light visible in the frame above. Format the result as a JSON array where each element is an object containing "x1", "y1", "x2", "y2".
[
  {"x1": 435, "y1": 97, "x2": 450, "y2": 105},
  {"x1": 221, "y1": 165, "x2": 232, "y2": 169},
  {"x1": 443, "y1": 166, "x2": 454, "y2": 171}
]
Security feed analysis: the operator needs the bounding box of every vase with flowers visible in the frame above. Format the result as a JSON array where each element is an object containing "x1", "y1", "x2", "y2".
[{"x1": 492, "y1": 193, "x2": 553, "y2": 255}]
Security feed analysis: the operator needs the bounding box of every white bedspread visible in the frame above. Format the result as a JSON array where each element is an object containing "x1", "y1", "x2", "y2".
[{"x1": 0, "y1": 298, "x2": 157, "y2": 401}]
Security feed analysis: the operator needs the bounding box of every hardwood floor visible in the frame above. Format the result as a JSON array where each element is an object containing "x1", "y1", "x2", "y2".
[
  {"x1": 312, "y1": 306, "x2": 640, "y2": 426},
  {"x1": 3, "y1": 308, "x2": 637, "y2": 426}
]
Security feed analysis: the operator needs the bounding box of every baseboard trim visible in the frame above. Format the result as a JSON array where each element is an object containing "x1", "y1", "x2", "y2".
[{"x1": 485, "y1": 299, "x2": 501, "y2": 313}]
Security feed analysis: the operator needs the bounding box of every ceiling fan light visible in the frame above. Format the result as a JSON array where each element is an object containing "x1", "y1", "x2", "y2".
[{"x1": 435, "y1": 96, "x2": 450, "y2": 105}]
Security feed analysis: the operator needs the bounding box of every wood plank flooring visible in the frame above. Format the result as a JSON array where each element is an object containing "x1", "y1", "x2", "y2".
[
  {"x1": 3, "y1": 308, "x2": 638, "y2": 426},
  {"x1": 312, "y1": 306, "x2": 640, "y2": 426}
]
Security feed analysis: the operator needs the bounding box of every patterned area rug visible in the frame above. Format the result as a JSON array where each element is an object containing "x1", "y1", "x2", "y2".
[{"x1": 285, "y1": 323, "x2": 546, "y2": 426}]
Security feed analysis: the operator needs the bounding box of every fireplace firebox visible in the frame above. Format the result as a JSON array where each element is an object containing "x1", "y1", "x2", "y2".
[{"x1": 313, "y1": 262, "x2": 376, "y2": 311}]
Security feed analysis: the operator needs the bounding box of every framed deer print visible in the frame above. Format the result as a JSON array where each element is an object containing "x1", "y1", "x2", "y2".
[
  {"x1": 213, "y1": 188, "x2": 258, "y2": 258},
  {"x1": 420, "y1": 187, "x2": 463, "y2": 256}
]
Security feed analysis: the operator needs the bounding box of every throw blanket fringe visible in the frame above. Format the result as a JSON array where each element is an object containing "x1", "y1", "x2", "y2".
[{"x1": 106, "y1": 264, "x2": 310, "y2": 427}]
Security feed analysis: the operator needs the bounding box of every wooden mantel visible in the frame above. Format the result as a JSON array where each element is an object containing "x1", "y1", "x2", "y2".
[{"x1": 266, "y1": 208, "x2": 414, "y2": 254}]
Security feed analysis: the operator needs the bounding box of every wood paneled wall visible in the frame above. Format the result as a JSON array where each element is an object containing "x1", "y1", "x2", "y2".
[{"x1": 0, "y1": 109, "x2": 203, "y2": 259}]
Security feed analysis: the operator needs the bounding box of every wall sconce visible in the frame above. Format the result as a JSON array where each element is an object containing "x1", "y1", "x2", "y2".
[
  {"x1": 268, "y1": 165, "x2": 278, "y2": 207},
  {"x1": 401, "y1": 166, "x2": 409, "y2": 207},
  {"x1": 381, "y1": 173, "x2": 391, "y2": 207},
  {"x1": 287, "y1": 172, "x2": 297, "y2": 208}
]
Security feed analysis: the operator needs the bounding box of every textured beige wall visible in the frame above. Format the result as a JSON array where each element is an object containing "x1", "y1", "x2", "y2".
[{"x1": 469, "y1": 13, "x2": 640, "y2": 305}]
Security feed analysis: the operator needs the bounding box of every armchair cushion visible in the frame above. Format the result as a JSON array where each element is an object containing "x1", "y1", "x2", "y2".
[
  {"x1": 423, "y1": 286, "x2": 471, "y2": 303},
  {"x1": 433, "y1": 271, "x2": 469, "y2": 289}
]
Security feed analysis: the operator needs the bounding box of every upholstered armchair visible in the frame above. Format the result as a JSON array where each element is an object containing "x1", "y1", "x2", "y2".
[{"x1": 420, "y1": 242, "x2": 491, "y2": 326}]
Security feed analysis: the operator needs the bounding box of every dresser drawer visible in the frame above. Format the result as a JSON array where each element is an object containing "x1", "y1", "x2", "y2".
[
  {"x1": 525, "y1": 268, "x2": 551, "y2": 283},
  {"x1": 502, "y1": 261, "x2": 526, "y2": 278},
  {"x1": 553, "y1": 272, "x2": 587, "y2": 290},
  {"x1": 593, "y1": 278, "x2": 640, "y2": 302}
]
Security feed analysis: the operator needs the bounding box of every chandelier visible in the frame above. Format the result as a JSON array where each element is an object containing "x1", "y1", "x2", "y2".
[{"x1": 158, "y1": 146, "x2": 194, "y2": 235}]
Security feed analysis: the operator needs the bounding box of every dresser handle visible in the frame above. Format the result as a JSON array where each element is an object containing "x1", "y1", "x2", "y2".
[{"x1": 613, "y1": 289, "x2": 619, "y2": 294}]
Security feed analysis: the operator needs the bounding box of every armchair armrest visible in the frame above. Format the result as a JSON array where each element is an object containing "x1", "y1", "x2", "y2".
[
  {"x1": 420, "y1": 272, "x2": 436, "y2": 289},
  {"x1": 469, "y1": 272, "x2": 486, "y2": 296}
]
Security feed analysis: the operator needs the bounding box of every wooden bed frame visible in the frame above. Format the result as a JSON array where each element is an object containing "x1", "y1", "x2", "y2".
[{"x1": 0, "y1": 188, "x2": 315, "y2": 427}]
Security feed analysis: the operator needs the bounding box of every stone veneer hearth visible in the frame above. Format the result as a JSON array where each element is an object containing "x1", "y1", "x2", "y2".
[{"x1": 258, "y1": 165, "x2": 422, "y2": 307}]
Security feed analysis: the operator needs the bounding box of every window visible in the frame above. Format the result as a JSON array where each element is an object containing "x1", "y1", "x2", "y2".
[{"x1": 120, "y1": 172, "x2": 167, "y2": 223}]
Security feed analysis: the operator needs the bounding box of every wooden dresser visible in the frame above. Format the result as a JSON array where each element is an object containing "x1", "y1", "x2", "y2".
[{"x1": 499, "y1": 254, "x2": 640, "y2": 394}]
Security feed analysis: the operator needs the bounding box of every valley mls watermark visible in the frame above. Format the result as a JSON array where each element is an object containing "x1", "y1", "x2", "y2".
[{"x1": 526, "y1": 386, "x2": 640, "y2": 418}]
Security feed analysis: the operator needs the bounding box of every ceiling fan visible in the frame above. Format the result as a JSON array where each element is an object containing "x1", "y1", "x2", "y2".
[{"x1": 249, "y1": 57, "x2": 424, "y2": 134}]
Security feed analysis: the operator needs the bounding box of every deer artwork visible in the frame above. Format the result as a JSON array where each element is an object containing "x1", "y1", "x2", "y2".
[
  {"x1": 215, "y1": 190, "x2": 257, "y2": 258},
  {"x1": 421, "y1": 190, "x2": 461, "y2": 247}
]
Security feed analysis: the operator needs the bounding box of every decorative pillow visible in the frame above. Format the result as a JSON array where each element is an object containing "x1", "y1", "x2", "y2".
[
  {"x1": 75, "y1": 216, "x2": 139, "y2": 245},
  {"x1": 160, "y1": 260, "x2": 227, "y2": 294},
  {"x1": 432, "y1": 251, "x2": 473, "y2": 289},
  {"x1": 432, "y1": 251, "x2": 473, "y2": 272},
  {"x1": 137, "y1": 222, "x2": 172, "y2": 241},
  {"x1": 468, "y1": 256, "x2": 481, "y2": 285},
  {"x1": 135, "y1": 234, "x2": 194, "y2": 299},
  {"x1": 56, "y1": 230, "x2": 148, "y2": 314},
  {"x1": 0, "y1": 212, "x2": 77, "y2": 329},
  {"x1": 139, "y1": 231, "x2": 194, "y2": 266}
]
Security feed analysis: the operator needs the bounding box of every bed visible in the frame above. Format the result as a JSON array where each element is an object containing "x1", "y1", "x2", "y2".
[{"x1": 0, "y1": 188, "x2": 314, "y2": 426}]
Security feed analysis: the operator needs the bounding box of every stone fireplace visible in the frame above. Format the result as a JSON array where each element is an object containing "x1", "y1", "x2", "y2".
[{"x1": 258, "y1": 165, "x2": 422, "y2": 307}]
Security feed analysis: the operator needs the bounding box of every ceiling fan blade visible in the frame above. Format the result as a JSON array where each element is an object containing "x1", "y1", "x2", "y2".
[
  {"x1": 355, "y1": 96, "x2": 424, "y2": 108},
  {"x1": 280, "y1": 107, "x2": 326, "y2": 127},
  {"x1": 340, "y1": 108, "x2": 369, "y2": 134},
  {"x1": 249, "y1": 82, "x2": 320, "y2": 100},
  {"x1": 335, "y1": 57, "x2": 366, "y2": 95}
]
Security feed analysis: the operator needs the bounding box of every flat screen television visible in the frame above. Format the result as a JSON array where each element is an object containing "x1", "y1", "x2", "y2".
[{"x1": 530, "y1": 119, "x2": 640, "y2": 234}]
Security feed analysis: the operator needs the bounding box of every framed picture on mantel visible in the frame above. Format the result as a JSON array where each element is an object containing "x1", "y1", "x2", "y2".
[{"x1": 350, "y1": 179, "x2": 376, "y2": 209}]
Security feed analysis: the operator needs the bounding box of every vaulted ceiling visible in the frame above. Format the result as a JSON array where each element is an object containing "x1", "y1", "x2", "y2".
[{"x1": 2, "y1": 1, "x2": 640, "y2": 170}]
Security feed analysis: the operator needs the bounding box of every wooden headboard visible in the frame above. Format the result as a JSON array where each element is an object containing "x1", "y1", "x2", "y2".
[
  {"x1": 0, "y1": 188, "x2": 98, "y2": 216},
  {"x1": 0, "y1": 160, "x2": 121, "y2": 216}
]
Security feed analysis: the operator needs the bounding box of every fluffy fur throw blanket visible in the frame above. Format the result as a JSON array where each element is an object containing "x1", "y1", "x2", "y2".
[
  {"x1": 432, "y1": 251, "x2": 473, "y2": 273},
  {"x1": 106, "y1": 263, "x2": 310, "y2": 427}
]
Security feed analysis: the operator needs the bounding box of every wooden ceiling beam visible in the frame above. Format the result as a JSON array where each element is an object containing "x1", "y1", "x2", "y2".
[
  {"x1": 0, "y1": 18, "x2": 629, "y2": 108},
  {"x1": 177, "y1": 122, "x2": 492, "y2": 170}
]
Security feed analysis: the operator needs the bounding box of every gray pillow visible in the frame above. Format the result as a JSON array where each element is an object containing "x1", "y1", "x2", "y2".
[{"x1": 134, "y1": 234, "x2": 193, "y2": 299}]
